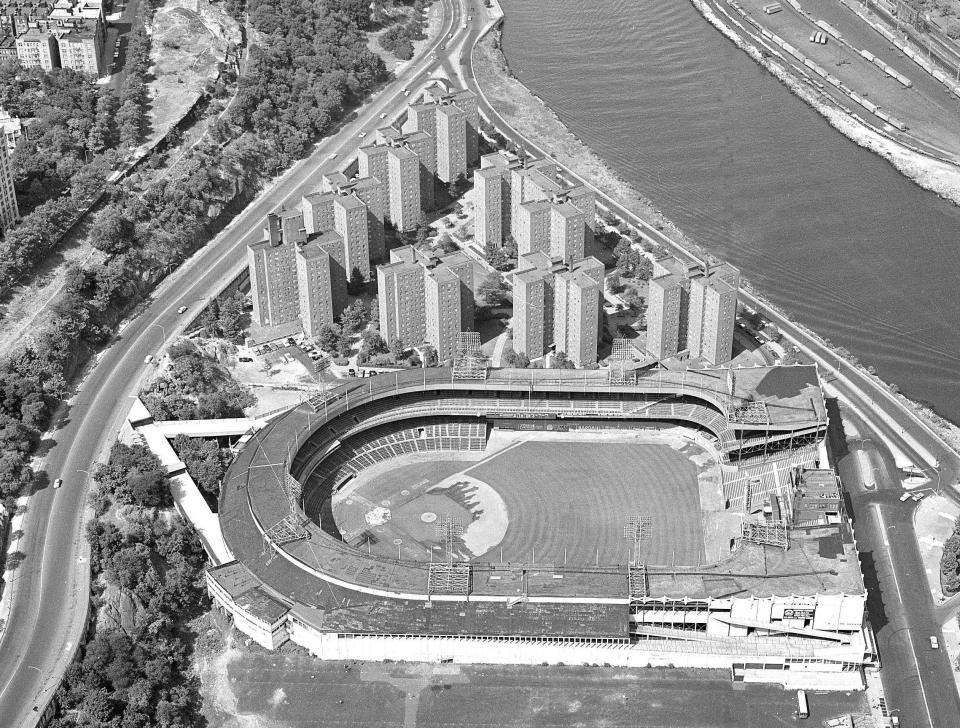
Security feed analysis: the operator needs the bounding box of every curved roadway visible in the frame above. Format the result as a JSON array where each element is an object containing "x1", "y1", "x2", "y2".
[{"x1": 0, "y1": 0, "x2": 465, "y2": 724}]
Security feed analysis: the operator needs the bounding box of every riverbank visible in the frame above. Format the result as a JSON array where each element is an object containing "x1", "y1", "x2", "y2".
[
  {"x1": 690, "y1": 0, "x2": 960, "y2": 209},
  {"x1": 472, "y1": 16, "x2": 960, "y2": 453}
]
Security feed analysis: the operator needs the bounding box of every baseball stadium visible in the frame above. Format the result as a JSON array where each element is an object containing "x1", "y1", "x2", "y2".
[{"x1": 207, "y1": 361, "x2": 875, "y2": 689}]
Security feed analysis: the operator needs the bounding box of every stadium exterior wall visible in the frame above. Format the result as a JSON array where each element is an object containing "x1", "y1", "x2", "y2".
[{"x1": 283, "y1": 625, "x2": 865, "y2": 691}]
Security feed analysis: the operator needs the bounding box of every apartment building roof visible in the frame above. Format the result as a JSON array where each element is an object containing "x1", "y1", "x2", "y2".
[
  {"x1": 524, "y1": 168, "x2": 562, "y2": 195},
  {"x1": 427, "y1": 266, "x2": 460, "y2": 285},
  {"x1": 436, "y1": 103, "x2": 465, "y2": 119},
  {"x1": 552, "y1": 201, "x2": 584, "y2": 219},
  {"x1": 513, "y1": 266, "x2": 550, "y2": 285},
  {"x1": 321, "y1": 171, "x2": 349, "y2": 189},
  {"x1": 386, "y1": 144, "x2": 418, "y2": 161},
  {"x1": 300, "y1": 231, "x2": 342, "y2": 258},
  {"x1": 479, "y1": 150, "x2": 520, "y2": 171},
  {"x1": 516, "y1": 251, "x2": 552, "y2": 271},
  {"x1": 519, "y1": 199, "x2": 552, "y2": 215},
  {"x1": 350, "y1": 175, "x2": 381, "y2": 190},
  {"x1": 334, "y1": 193, "x2": 366, "y2": 211}
]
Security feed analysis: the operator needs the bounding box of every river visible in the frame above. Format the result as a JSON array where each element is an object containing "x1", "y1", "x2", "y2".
[{"x1": 498, "y1": 0, "x2": 960, "y2": 424}]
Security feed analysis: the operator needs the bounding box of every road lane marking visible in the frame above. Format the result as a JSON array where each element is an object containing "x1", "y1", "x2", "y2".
[{"x1": 873, "y1": 503, "x2": 936, "y2": 728}]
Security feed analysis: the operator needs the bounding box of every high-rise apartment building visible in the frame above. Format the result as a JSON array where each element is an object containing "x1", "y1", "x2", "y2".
[
  {"x1": 320, "y1": 171, "x2": 386, "y2": 263},
  {"x1": 435, "y1": 104, "x2": 466, "y2": 184},
  {"x1": 512, "y1": 252, "x2": 602, "y2": 366},
  {"x1": 553, "y1": 259, "x2": 603, "y2": 366},
  {"x1": 473, "y1": 151, "x2": 520, "y2": 249},
  {"x1": 550, "y1": 202, "x2": 586, "y2": 265},
  {"x1": 404, "y1": 87, "x2": 479, "y2": 181},
  {"x1": 247, "y1": 215, "x2": 299, "y2": 329},
  {"x1": 506, "y1": 159, "x2": 594, "y2": 258},
  {"x1": 296, "y1": 231, "x2": 346, "y2": 338},
  {"x1": 377, "y1": 125, "x2": 436, "y2": 211},
  {"x1": 645, "y1": 255, "x2": 740, "y2": 365},
  {"x1": 333, "y1": 193, "x2": 370, "y2": 282},
  {"x1": 646, "y1": 272, "x2": 684, "y2": 361},
  {"x1": 514, "y1": 200, "x2": 552, "y2": 257},
  {"x1": 377, "y1": 246, "x2": 474, "y2": 358},
  {"x1": 386, "y1": 145, "x2": 421, "y2": 231},
  {"x1": 0, "y1": 139, "x2": 18, "y2": 236}
]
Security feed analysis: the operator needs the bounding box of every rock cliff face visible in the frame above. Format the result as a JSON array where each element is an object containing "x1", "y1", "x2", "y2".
[{"x1": 147, "y1": 0, "x2": 242, "y2": 143}]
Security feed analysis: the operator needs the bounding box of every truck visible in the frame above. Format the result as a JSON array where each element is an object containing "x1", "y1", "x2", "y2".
[{"x1": 796, "y1": 689, "x2": 809, "y2": 719}]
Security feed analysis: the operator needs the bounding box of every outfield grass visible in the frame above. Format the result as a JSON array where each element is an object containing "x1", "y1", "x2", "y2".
[
  {"x1": 469, "y1": 440, "x2": 705, "y2": 567},
  {"x1": 332, "y1": 438, "x2": 707, "y2": 568}
]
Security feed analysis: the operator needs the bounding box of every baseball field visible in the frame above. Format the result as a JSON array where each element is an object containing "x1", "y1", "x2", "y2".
[{"x1": 331, "y1": 430, "x2": 709, "y2": 567}]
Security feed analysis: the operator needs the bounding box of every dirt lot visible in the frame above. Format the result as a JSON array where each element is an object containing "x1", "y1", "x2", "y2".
[
  {"x1": 196, "y1": 626, "x2": 868, "y2": 728},
  {"x1": 147, "y1": 0, "x2": 240, "y2": 141}
]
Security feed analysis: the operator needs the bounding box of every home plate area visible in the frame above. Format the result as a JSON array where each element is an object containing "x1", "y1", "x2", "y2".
[{"x1": 333, "y1": 470, "x2": 508, "y2": 562}]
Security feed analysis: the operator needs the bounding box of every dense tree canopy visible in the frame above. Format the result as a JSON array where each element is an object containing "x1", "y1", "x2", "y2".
[{"x1": 229, "y1": 0, "x2": 388, "y2": 162}]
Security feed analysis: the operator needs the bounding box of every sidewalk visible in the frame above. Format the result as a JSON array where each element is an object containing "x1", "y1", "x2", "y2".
[
  {"x1": 913, "y1": 494, "x2": 960, "y2": 698},
  {"x1": 0, "y1": 495, "x2": 30, "y2": 632},
  {"x1": 914, "y1": 494, "x2": 959, "y2": 605}
]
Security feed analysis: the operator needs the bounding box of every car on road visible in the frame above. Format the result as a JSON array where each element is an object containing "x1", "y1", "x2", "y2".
[
  {"x1": 462, "y1": 22, "x2": 467, "y2": 28},
  {"x1": 177, "y1": 305, "x2": 188, "y2": 314},
  {"x1": 143, "y1": 355, "x2": 153, "y2": 364},
  {"x1": 358, "y1": 131, "x2": 366, "y2": 138},
  {"x1": 53, "y1": 478, "x2": 63, "y2": 489},
  {"x1": 899, "y1": 492, "x2": 912, "y2": 502},
  {"x1": 403, "y1": 89, "x2": 410, "y2": 96},
  {"x1": 930, "y1": 636, "x2": 940, "y2": 649},
  {"x1": 448, "y1": 32, "x2": 453, "y2": 38},
  {"x1": 439, "y1": 43, "x2": 445, "y2": 50},
  {"x1": 328, "y1": 152, "x2": 337, "y2": 159},
  {"x1": 379, "y1": 113, "x2": 387, "y2": 119}
]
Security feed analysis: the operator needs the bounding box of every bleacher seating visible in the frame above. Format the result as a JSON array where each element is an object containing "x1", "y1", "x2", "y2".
[{"x1": 301, "y1": 418, "x2": 490, "y2": 522}]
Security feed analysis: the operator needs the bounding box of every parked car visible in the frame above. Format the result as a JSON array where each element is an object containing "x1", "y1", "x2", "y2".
[
  {"x1": 912, "y1": 492, "x2": 927, "y2": 501},
  {"x1": 177, "y1": 305, "x2": 188, "y2": 314},
  {"x1": 238, "y1": 356, "x2": 253, "y2": 363},
  {"x1": 327, "y1": 152, "x2": 337, "y2": 160},
  {"x1": 53, "y1": 478, "x2": 63, "y2": 489},
  {"x1": 379, "y1": 113, "x2": 387, "y2": 119},
  {"x1": 930, "y1": 636, "x2": 939, "y2": 649},
  {"x1": 899, "y1": 492, "x2": 912, "y2": 502},
  {"x1": 143, "y1": 355, "x2": 153, "y2": 364}
]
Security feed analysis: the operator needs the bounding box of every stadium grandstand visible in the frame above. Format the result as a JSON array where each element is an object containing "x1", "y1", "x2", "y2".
[{"x1": 207, "y1": 364, "x2": 873, "y2": 690}]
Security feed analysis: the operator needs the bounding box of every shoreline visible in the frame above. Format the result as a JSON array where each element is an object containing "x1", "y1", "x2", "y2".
[
  {"x1": 689, "y1": 0, "x2": 960, "y2": 210},
  {"x1": 471, "y1": 15, "x2": 960, "y2": 449}
]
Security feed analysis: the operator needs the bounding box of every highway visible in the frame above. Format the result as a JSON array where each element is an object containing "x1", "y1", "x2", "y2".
[
  {"x1": 0, "y1": 1, "x2": 466, "y2": 725},
  {"x1": 454, "y1": 5, "x2": 960, "y2": 726},
  {"x1": 1, "y1": 0, "x2": 958, "y2": 725}
]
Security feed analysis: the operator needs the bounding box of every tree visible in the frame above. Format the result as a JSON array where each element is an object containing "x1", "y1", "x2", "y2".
[
  {"x1": 505, "y1": 351, "x2": 530, "y2": 369},
  {"x1": 317, "y1": 323, "x2": 342, "y2": 353},
  {"x1": 478, "y1": 271, "x2": 509, "y2": 306},
  {"x1": 340, "y1": 299, "x2": 368, "y2": 336},
  {"x1": 90, "y1": 204, "x2": 134, "y2": 255},
  {"x1": 437, "y1": 233, "x2": 458, "y2": 253},
  {"x1": 422, "y1": 346, "x2": 438, "y2": 367},
  {"x1": 484, "y1": 241, "x2": 511, "y2": 271},
  {"x1": 217, "y1": 291, "x2": 246, "y2": 342},
  {"x1": 390, "y1": 337, "x2": 406, "y2": 360}
]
